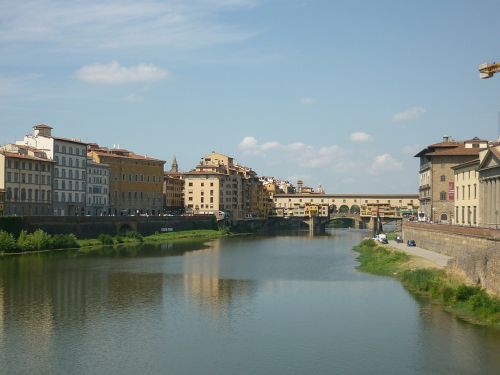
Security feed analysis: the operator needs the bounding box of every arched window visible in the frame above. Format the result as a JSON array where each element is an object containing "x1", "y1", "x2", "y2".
[
  {"x1": 440, "y1": 175, "x2": 446, "y2": 182},
  {"x1": 440, "y1": 191, "x2": 447, "y2": 201},
  {"x1": 440, "y1": 213, "x2": 448, "y2": 222}
]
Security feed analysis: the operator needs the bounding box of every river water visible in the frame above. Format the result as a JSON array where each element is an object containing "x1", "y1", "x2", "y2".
[{"x1": 0, "y1": 230, "x2": 499, "y2": 375}]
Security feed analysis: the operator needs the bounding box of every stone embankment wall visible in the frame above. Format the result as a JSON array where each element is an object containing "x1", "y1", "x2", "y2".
[
  {"x1": 403, "y1": 222, "x2": 500, "y2": 295},
  {"x1": 0, "y1": 215, "x2": 218, "y2": 238}
]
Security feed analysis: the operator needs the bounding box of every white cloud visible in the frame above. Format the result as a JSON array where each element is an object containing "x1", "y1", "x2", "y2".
[
  {"x1": 370, "y1": 153, "x2": 403, "y2": 175},
  {"x1": 392, "y1": 107, "x2": 427, "y2": 122},
  {"x1": 0, "y1": 1, "x2": 256, "y2": 49},
  {"x1": 76, "y1": 61, "x2": 168, "y2": 84},
  {"x1": 350, "y1": 131, "x2": 373, "y2": 142},
  {"x1": 300, "y1": 97, "x2": 317, "y2": 105},
  {"x1": 237, "y1": 136, "x2": 343, "y2": 169},
  {"x1": 238, "y1": 136, "x2": 258, "y2": 150}
]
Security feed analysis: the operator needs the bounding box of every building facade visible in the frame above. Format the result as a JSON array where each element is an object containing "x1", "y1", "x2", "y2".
[
  {"x1": 0, "y1": 144, "x2": 54, "y2": 216},
  {"x1": 415, "y1": 136, "x2": 488, "y2": 223},
  {"x1": 478, "y1": 145, "x2": 500, "y2": 228},
  {"x1": 17, "y1": 124, "x2": 88, "y2": 216},
  {"x1": 163, "y1": 157, "x2": 184, "y2": 214},
  {"x1": 184, "y1": 152, "x2": 269, "y2": 219},
  {"x1": 88, "y1": 146, "x2": 165, "y2": 215},
  {"x1": 86, "y1": 158, "x2": 111, "y2": 216},
  {"x1": 452, "y1": 160, "x2": 479, "y2": 226}
]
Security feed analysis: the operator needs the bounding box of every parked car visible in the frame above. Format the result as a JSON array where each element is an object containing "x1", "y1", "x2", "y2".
[
  {"x1": 407, "y1": 240, "x2": 416, "y2": 247},
  {"x1": 395, "y1": 236, "x2": 403, "y2": 243}
]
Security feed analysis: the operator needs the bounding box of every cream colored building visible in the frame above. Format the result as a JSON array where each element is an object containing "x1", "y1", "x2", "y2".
[
  {"x1": 184, "y1": 152, "x2": 268, "y2": 219},
  {"x1": 86, "y1": 158, "x2": 110, "y2": 216},
  {"x1": 452, "y1": 160, "x2": 479, "y2": 226},
  {"x1": 0, "y1": 144, "x2": 54, "y2": 216},
  {"x1": 18, "y1": 124, "x2": 88, "y2": 216},
  {"x1": 415, "y1": 136, "x2": 488, "y2": 223},
  {"x1": 478, "y1": 144, "x2": 500, "y2": 228}
]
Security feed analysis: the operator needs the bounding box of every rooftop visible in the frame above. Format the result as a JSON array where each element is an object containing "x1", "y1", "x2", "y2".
[
  {"x1": 90, "y1": 148, "x2": 165, "y2": 163},
  {"x1": 0, "y1": 151, "x2": 55, "y2": 163},
  {"x1": 451, "y1": 159, "x2": 480, "y2": 170}
]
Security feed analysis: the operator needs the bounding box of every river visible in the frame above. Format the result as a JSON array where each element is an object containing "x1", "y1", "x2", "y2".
[{"x1": 0, "y1": 229, "x2": 499, "y2": 374}]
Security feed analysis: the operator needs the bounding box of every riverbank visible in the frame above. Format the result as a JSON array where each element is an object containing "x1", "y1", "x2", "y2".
[
  {"x1": 77, "y1": 229, "x2": 230, "y2": 255},
  {"x1": 353, "y1": 239, "x2": 500, "y2": 328},
  {"x1": 0, "y1": 229, "x2": 231, "y2": 256}
]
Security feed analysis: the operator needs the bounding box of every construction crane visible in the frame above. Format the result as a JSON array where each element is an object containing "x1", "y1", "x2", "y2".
[{"x1": 479, "y1": 62, "x2": 500, "y2": 79}]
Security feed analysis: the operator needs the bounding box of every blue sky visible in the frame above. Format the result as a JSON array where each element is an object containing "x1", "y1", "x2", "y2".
[{"x1": 1, "y1": 0, "x2": 500, "y2": 193}]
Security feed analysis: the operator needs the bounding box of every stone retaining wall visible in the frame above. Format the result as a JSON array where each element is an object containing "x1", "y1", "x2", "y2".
[
  {"x1": 0, "y1": 215, "x2": 218, "y2": 238},
  {"x1": 403, "y1": 222, "x2": 500, "y2": 295}
]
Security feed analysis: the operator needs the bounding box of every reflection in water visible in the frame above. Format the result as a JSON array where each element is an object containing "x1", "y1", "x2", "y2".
[
  {"x1": 182, "y1": 239, "x2": 257, "y2": 320},
  {"x1": 0, "y1": 231, "x2": 499, "y2": 375}
]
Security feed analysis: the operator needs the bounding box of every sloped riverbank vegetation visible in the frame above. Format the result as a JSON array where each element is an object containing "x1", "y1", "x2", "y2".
[
  {"x1": 354, "y1": 239, "x2": 500, "y2": 327},
  {"x1": 0, "y1": 229, "x2": 229, "y2": 255}
]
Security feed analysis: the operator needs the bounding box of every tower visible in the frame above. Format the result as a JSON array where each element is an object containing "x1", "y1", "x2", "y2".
[{"x1": 170, "y1": 156, "x2": 178, "y2": 173}]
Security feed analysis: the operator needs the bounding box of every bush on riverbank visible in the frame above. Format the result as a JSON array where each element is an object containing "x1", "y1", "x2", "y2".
[
  {"x1": 353, "y1": 240, "x2": 500, "y2": 326},
  {"x1": 0, "y1": 229, "x2": 79, "y2": 253},
  {"x1": 0, "y1": 230, "x2": 18, "y2": 253}
]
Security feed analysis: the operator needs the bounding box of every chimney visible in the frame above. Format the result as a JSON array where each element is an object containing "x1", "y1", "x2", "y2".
[{"x1": 442, "y1": 135, "x2": 450, "y2": 142}]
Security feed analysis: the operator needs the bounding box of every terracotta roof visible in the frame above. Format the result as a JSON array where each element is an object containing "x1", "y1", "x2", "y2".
[
  {"x1": 184, "y1": 170, "x2": 225, "y2": 176},
  {"x1": 53, "y1": 136, "x2": 88, "y2": 145},
  {"x1": 425, "y1": 147, "x2": 481, "y2": 156},
  {"x1": 451, "y1": 159, "x2": 480, "y2": 170},
  {"x1": 427, "y1": 141, "x2": 462, "y2": 148},
  {"x1": 0, "y1": 151, "x2": 55, "y2": 162},
  {"x1": 90, "y1": 150, "x2": 165, "y2": 163}
]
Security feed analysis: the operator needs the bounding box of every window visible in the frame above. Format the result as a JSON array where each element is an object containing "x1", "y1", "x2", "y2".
[
  {"x1": 440, "y1": 191, "x2": 447, "y2": 201},
  {"x1": 474, "y1": 184, "x2": 477, "y2": 199},
  {"x1": 440, "y1": 175, "x2": 445, "y2": 182}
]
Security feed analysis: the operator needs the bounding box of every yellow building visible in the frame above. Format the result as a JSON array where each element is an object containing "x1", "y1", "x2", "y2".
[
  {"x1": 88, "y1": 145, "x2": 165, "y2": 215},
  {"x1": 452, "y1": 159, "x2": 479, "y2": 226},
  {"x1": 184, "y1": 152, "x2": 269, "y2": 219}
]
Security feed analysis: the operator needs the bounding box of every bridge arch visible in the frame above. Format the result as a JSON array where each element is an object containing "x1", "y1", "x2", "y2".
[
  {"x1": 350, "y1": 205, "x2": 360, "y2": 214},
  {"x1": 338, "y1": 205, "x2": 349, "y2": 214},
  {"x1": 329, "y1": 204, "x2": 338, "y2": 214}
]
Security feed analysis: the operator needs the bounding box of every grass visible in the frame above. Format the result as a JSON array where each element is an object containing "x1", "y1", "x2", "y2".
[
  {"x1": 353, "y1": 239, "x2": 500, "y2": 327},
  {"x1": 74, "y1": 229, "x2": 228, "y2": 255}
]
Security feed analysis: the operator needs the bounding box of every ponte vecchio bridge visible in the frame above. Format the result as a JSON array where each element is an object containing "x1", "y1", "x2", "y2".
[{"x1": 272, "y1": 193, "x2": 419, "y2": 230}]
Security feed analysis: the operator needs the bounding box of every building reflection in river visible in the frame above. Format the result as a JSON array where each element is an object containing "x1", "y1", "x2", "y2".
[{"x1": 181, "y1": 239, "x2": 257, "y2": 320}]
